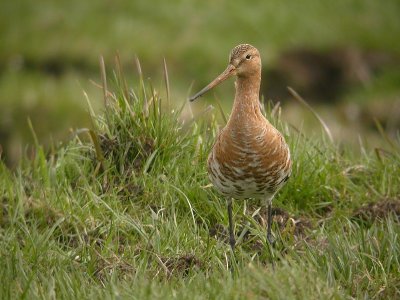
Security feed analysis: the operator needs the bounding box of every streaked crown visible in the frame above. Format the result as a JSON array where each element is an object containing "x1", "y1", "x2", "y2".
[{"x1": 229, "y1": 44, "x2": 257, "y2": 61}]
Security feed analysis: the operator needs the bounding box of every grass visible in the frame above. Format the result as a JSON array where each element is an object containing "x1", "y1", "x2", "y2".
[{"x1": 0, "y1": 61, "x2": 399, "y2": 299}]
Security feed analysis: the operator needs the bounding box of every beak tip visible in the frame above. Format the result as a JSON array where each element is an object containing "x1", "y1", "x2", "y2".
[{"x1": 189, "y1": 64, "x2": 235, "y2": 103}]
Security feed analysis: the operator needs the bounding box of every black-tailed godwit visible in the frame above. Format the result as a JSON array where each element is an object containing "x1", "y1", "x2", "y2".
[{"x1": 190, "y1": 44, "x2": 292, "y2": 250}]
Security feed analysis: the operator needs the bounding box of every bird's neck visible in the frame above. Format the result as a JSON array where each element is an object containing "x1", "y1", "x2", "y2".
[{"x1": 230, "y1": 74, "x2": 263, "y2": 122}]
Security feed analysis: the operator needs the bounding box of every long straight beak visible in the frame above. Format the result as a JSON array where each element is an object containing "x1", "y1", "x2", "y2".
[{"x1": 189, "y1": 64, "x2": 236, "y2": 102}]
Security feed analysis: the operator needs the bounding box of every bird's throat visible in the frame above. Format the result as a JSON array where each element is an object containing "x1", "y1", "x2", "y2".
[{"x1": 230, "y1": 74, "x2": 262, "y2": 122}]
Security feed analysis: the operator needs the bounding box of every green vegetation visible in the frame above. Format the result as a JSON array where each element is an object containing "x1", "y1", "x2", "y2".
[
  {"x1": 1, "y1": 1, "x2": 399, "y2": 298},
  {"x1": 0, "y1": 65, "x2": 399, "y2": 299}
]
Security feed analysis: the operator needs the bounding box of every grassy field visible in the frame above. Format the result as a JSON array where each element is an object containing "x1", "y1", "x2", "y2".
[{"x1": 0, "y1": 65, "x2": 399, "y2": 299}]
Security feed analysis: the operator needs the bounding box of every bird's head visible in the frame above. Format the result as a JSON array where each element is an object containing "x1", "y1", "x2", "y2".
[{"x1": 189, "y1": 44, "x2": 261, "y2": 102}]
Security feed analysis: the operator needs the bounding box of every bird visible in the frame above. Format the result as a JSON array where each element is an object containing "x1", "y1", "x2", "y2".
[{"x1": 189, "y1": 44, "x2": 292, "y2": 251}]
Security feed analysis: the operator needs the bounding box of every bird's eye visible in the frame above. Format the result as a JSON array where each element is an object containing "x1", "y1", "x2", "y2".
[{"x1": 246, "y1": 54, "x2": 252, "y2": 60}]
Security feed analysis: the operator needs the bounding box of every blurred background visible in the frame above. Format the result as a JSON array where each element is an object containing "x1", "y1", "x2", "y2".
[{"x1": 1, "y1": 0, "x2": 399, "y2": 167}]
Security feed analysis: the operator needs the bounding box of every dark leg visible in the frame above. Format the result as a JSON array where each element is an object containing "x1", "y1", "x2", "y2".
[
  {"x1": 267, "y1": 202, "x2": 275, "y2": 245},
  {"x1": 227, "y1": 198, "x2": 236, "y2": 251}
]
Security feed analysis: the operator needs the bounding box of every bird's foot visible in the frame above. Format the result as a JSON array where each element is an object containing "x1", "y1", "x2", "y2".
[
  {"x1": 229, "y1": 236, "x2": 236, "y2": 252},
  {"x1": 267, "y1": 233, "x2": 276, "y2": 246}
]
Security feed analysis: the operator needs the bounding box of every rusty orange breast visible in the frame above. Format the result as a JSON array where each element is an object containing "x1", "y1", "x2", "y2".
[{"x1": 207, "y1": 115, "x2": 291, "y2": 200}]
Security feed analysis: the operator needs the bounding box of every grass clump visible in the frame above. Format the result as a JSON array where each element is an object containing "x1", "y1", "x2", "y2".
[{"x1": 0, "y1": 60, "x2": 399, "y2": 299}]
